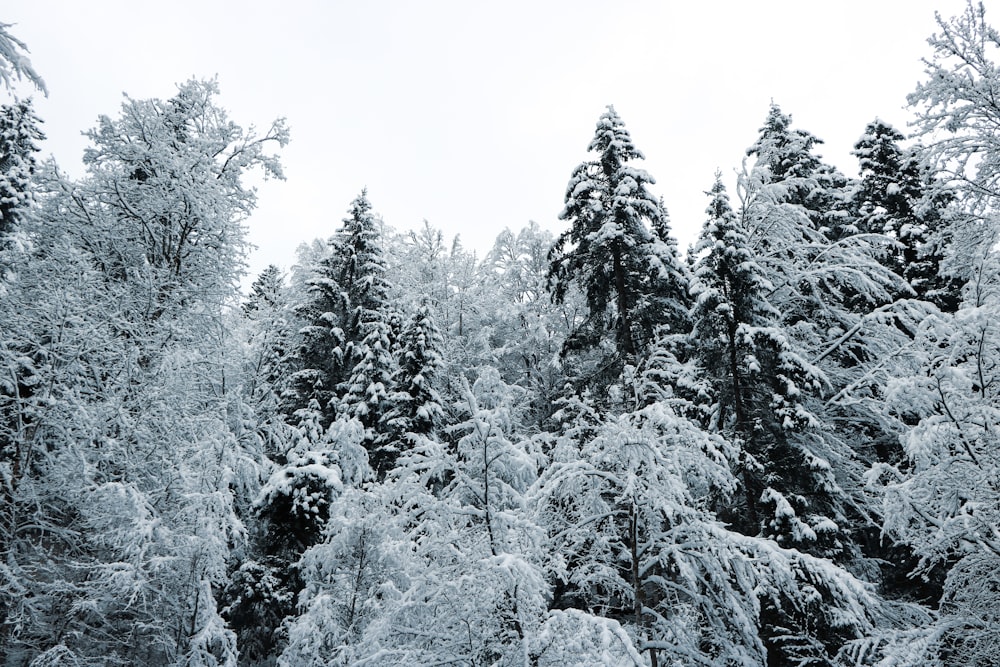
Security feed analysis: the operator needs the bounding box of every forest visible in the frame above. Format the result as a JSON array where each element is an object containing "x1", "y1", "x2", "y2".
[{"x1": 2, "y1": 4, "x2": 1000, "y2": 666}]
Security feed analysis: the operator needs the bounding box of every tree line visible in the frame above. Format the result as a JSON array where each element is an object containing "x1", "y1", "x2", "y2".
[{"x1": 2, "y1": 3, "x2": 1000, "y2": 665}]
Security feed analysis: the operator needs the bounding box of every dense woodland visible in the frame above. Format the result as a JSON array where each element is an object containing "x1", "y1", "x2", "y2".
[{"x1": 2, "y1": 4, "x2": 1000, "y2": 666}]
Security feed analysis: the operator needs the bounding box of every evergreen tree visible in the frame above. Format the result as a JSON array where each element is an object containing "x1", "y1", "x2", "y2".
[
  {"x1": 228, "y1": 417, "x2": 367, "y2": 666},
  {"x1": 379, "y1": 301, "x2": 444, "y2": 464},
  {"x1": 690, "y1": 173, "x2": 829, "y2": 544},
  {"x1": 241, "y1": 264, "x2": 294, "y2": 463},
  {"x1": 851, "y1": 118, "x2": 960, "y2": 311},
  {"x1": 746, "y1": 102, "x2": 852, "y2": 237},
  {"x1": 0, "y1": 98, "x2": 42, "y2": 243},
  {"x1": 340, "y1": 310, "x2": 395, "y2": 473},
  {"x1": 284, "y1": 191, "x2": 395, "y2": 430},
  {"x1": 533, "y1": 378, "x2": 906, "y2": 665},
  {"x1": 548, "y1": 106, "x2": 690, "y2": 387}
]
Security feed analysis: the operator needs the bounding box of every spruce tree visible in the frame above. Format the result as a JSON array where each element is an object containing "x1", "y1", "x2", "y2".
[
  {"x1": 852, "y1": 118, "x2": 960, "y2": 311},
  {"x1": 242, "y1": 264, "x2": 294, "y2": 463},
  {"x1": 284, "y1": 191, "x2": 395, "y2": 430},
  {"x1": 690, "y1": 174, "x2": 828, "y2": 540},
  {"x1": 691, "y1": 173, "x2": 876, "y2": 667},
  {"x1": 746, "y1": 102, "x2": 851, "y2": 237},
  {"x1": 548, "y1": 105, "x2": 689, "y2": 388},
  {"x1": 340, "y1": 311, "x2": 395, "y2": 473},
  {"x1": 0, "y1": 98, "x2": 43, "y2": 243},
  {"x1": 378, "y1": 301, "x2": 444, "y2": 467}
]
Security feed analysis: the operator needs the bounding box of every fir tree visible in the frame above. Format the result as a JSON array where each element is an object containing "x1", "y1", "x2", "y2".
[
  {"x1": 690, "y1": 175, "x2": 837, "y2": 544},
  {"x1": 378, "y1": 301, "x2": 445, "y2": 467},
  {"x1": 340, "y1": 311, "x2": 395, "y2": 473},
  {"x1": 242, "y1": 264, "x2": 294, "y2": 463},
  {"x1": 0, "y1": 98, "x2": 43, "y2": 242},
  {"x1": 284, "y1": 191, "x2": 395, "y2": 430},
  {"x1": 746, "y1": 102, "x2": 851, "y2": 237},
  {"x1": 690, "y1": 172, "x2": 875, "y2": 666},
  {"x1": 852, "y1": 118, "x2": 960, "y2": 311},
  {"x1": 548, "y1": 106, "x2": 690, "y2": 385}
]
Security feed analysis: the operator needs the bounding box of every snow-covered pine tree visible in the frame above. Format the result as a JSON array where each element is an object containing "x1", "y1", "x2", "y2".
[
  {"x1": 548, "y1": 106, "x2": 690, "y2": 392},
  {"x1": 747, "y1": 102, "x2": 854, "y2": 238},
  {"x1": 283, "y1": 191, "x2": 395, "y2": 431},
  {"x1": 229, "y1": 416, "x2": 368, "y2": 666},
  {"x1": 378, "y1": 301, "x2": 444, "y2": 465},
  {"x1": 690, "y1": 174, "x2": 832, "y2": 545},
  {"x1": 0, "y1": 98, "x2": 42, "y2": 245},
  {"x1": 851, "y1": 118, "x2": 960, "y2": 311},
  {"x1": 340, "y1": 309, "x2": 395, "y2": 474}
]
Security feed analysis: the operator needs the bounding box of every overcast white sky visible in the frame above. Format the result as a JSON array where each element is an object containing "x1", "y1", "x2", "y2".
[{"x1": 5, "y1": 0, "x2": 971, "y2": 280}]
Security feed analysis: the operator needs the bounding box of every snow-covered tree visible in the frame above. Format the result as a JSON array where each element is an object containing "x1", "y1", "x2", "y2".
[
  {"x1": 284, "y1": 369, "x2": 549, "y2": 665},
  {"x1": 481, "y1": 222, "x2": 569, "y2": 428},
  {"x1": 0, "y1": 98, "x2": 42, "y2": 245},
  {"x1": 240, "y1": 264, "x2": 294, "y2": 463},
  {"x1": 226, "y1": 415, "x2": 369, "y2": 667},
  {"x1": 689, "y1": 174, "x2": 837, "y2": 545},
  {"x1": 548, "y1": 106, "x2": 690, "y2": 387},
  {"x1": 379, "y1": 301, "x2": 444, "y2": 457},
  {"x1": 80, "y1": 78, "x2": 286, "y2": 316},
  {"x1": 852, "y1": 118, "x2": 959, "y2": 311},
  {"x1": 868, "y1": 211, "x2": 1000, "y2": 664},
  {"x1": 283, "y1": 191, "x2": 395, "y2": 431},
  {"x1": 908, "y1": 1, "x2": 1000, "y2": 210},
  {"x1": 0, "y1": 79, "x2": 286, "y2": 666},
  {"x1": 532, "y1": 384, "x2": 910, "y2": 665},
  {"x1": 340, "y1": 313, "x2": 395, "y2": 472},
  {"x1": 747, "y1": 102, "x2": 853, "y2": 237}
]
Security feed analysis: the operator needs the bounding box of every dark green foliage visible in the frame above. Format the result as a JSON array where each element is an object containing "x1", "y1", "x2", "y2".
[
  {"x1": 221, "y1": 556, "x2": 298, "y2": 667},
  {"x1": 690, "y1": 174, "x2": 827, "y2": 539},
  {"x1": 0, "y1": 98, "x2": 42, "y2": 240},
  {"x1": 747, "y1": 102, "x2": 853, "y2": 238},
  {"x1": 283, "y1": 191, "x2": 395, "y2": 429},
  {"x1": 852, "y1": 118, "x2": 961, "y2": 311},
  {"x1": 377, "y1": 302, "x2": 444, "y2": 472},
  {"x1": 548, "y1": 106, "x2": 690, "y2": 390}
]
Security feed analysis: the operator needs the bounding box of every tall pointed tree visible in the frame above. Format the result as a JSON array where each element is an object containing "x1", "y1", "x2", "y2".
[
  {"x1": 852, "y1": 118, "x2": 960, "y2": 311},
  {"x1": 746, "y1": 102, "x2": 852, "y2": 237},
  {"x1": 0, "y1": 98, "x2": 43, "y2": 244},
  {"x1": 284, "y1": 191, "x2": 396, "y2": 431},
  {"x1": 690, "y1": 174, "x2": 828, "y2": 538},
  {"x1": 378, "y1": 301, "x2": 445, "y2": 468},
  {"x1": 548, "y1": 106, "x2": 689, "y2": 389}
]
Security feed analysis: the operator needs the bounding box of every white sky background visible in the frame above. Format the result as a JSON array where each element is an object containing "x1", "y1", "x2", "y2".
[{"x1": 5, "y1": 0, "x2": 972, "y2": 281}]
